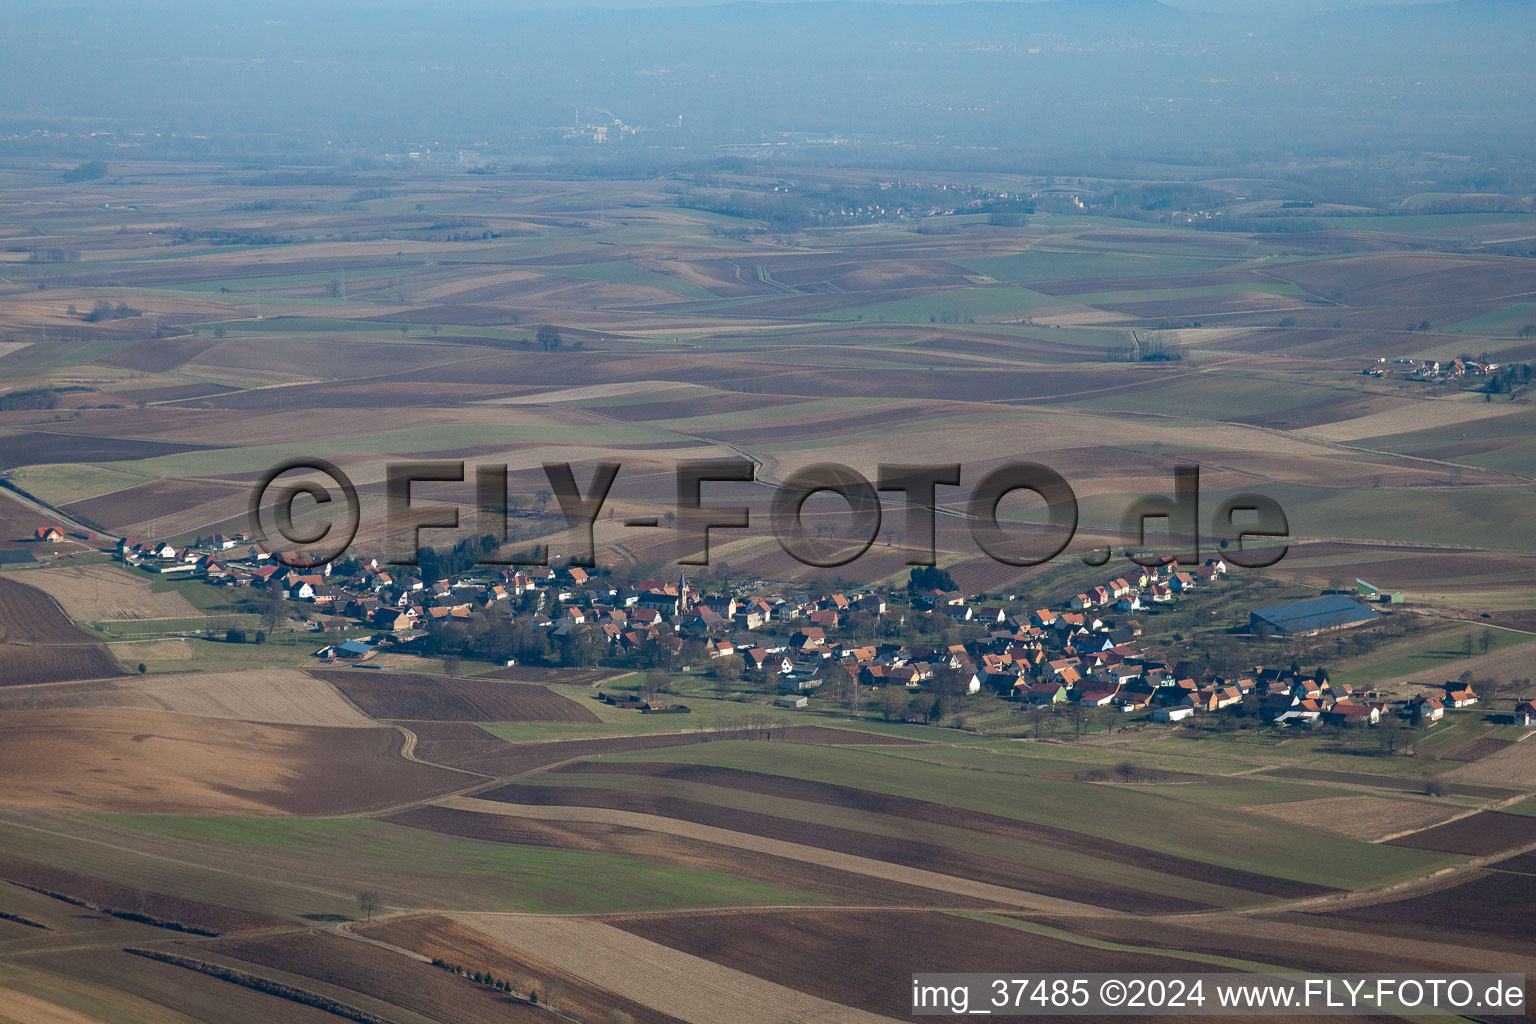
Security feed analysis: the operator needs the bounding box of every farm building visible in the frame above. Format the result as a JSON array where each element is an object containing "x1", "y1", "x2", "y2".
[
  {"x1": 1356, "y1": 579, "x2": 1404, "y2": 604},
  {"x1": 1153, "y1": 706, "x2": 1193, "y2": 723},
  {"x1": 774, "y1": 695, "x2": 809, "y2": 709},
  {"x1": 1250, "y1": 595, "x2": 1380, "y2": 637}
]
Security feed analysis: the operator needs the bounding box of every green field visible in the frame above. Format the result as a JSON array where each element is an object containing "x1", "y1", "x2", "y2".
[
  {"x1": 1441, "y1": 302, "x2": 1536, "y2": 335},
  {"x1": 954, "y1": 249, "x2": 1239, "y2": 284},
  {"x1": 99, "y1": 815, "x2": 818, "y2": 914},
  {"x1": 817, "y1": 285, "x2": 1060, "y2": 323},
  {"x1": 587, "y1": 740, "x2": 1458, "y2": 888},
  {"x1": 543, "y1": 261, "x2": 717, "y2": 300},
  {"x1": 480, "y1": 682, "x2": 898, "y2": 742},
  {"x1": 1329, "y1": 625, "x2": 1535, "y2": 688}
]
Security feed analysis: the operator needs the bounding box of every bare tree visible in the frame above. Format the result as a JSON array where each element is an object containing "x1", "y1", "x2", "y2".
[{"x1": 357, "y1": 890, "x2": 381, "y2": 923}]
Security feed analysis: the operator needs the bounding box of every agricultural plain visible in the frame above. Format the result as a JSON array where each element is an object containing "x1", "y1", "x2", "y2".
[{"x1": 0, "y1": 163, "x2": 1533, "y2": 1022}]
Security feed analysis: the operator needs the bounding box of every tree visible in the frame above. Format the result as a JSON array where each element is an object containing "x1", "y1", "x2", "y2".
[
  {"x1": 260, "y1": 586, "x2": 286, "y2": 634},
  {"x1": 1378, "y1": 713, "x2": 1403, "y2": 754},
  {"x1": 640, "y1": 668, "x2": 668, "y2": 697},
  {"x1": 1472, "y1": 676, "x2": 1502, "y2": 706},
  {"x1": 533, "y1": 488, "x2": 553, "y2": 516},
  {"x1": 537, "y1": 325, "x2": 563, "y2": 351},
  {"x1": 877, "y1": 688, "x2": 907, "y2": 722},
  {"x1": 62, "y1": 160, "x2": 109, "y2": 182},
  {"x1": 1480, "y1": 629, "x2": 1495, "y2": 655},
  {"x1": 910, "y1": 692, "x2": 942, "y2": 724},
  {"x1": 357, "y1": 890, "x2": 381, "y2": 923}
]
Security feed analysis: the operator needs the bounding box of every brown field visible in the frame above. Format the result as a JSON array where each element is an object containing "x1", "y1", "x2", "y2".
[
  {"x1": 0, "y1": 854, "x2": 287, "y2": 934},
  {"x1": 0, "y1": 983, "x2": 107, "y2": 1024},
  {"x1": 94, "y1": 334, "x2": 222, "y2": 372},
  {"x1": 0, "y1": 679, "x2": 153, "y2": 713},
  {"x1": 0, "y1": 576, "x2": 123, "y2": 685},
  {"x1": 94, "y1": 381, "x2": 242, "y2": 404},
  {"x1": 308, "y1": 670, "x2": 600, "y2": 723},
  {"x1": 63, "y1": 478, "x2": 245, "y2": 531},
  {"x1": 0, "y1": 646, "x2": 123, "y2": 688},
  {"x1": 1439, "y1": 736, "x2": 1516, "y2": 763},
  {"x1": 473, "y1": 665, "x2": 619, "y2": 686},
  {"x1": 1269, "y1": 252, "x2": 1536, "y2": 306},
  {"x1": 1050, "y1": 908, "x2": 1528, "y2": 978},
  {"x1": 359, "y1": 914, "x2": 689, "y2": 1024},
  {"x1": 1302, "y1": 869, "x2": 1536, "y2": 954},
  {"x1": 19, "y1": 947, "x2": 353, "y2": 1024},
  {"x1": 17, "y1": 564, "x2": 200, "y2": 621},
  {"x1": 107, "y1": 637, "x2": 193, "y2": 662},
  {"x1": 1385, "y1": 809, "x2": 1536, "y2": 856},
  {"x1": 1496, "y1": 851, "x2": 1536, "y2": 874},
  {"x1": 0, "y1": 708, "x2": 464, "y2": 815},
  {"x1": 383, "y1": 803, "x2": 998, "y2": 908},
  {"x1": 1443, "y1": 736, "x2": 1536, "y2": 786},
  {"x1": 0, "y1": 430, "x2": 221, "y2": 470},
  {"x1": 214, "y1": 931, "x2": 552, "y2": 1024},
  {"x1": 117, "y1": 668, "x2": 376, "y2": 726},
  {"x1": 611, "y1": 909, "x2": 1217, "y2": 1021},
  {"x1": 0, "y1": 576, "x2": 112, "y2": 646},
  {"x1": 550, "y1": 760, "x2": 1332, "y2": 899},
  {"x1": 454, "y1": 913, "x2": 892, "y2": 1024},
  {"x1": 1305, "y1": 397, "x2": 1525, "y2": 443},
  {"x1": 406, "y1": 722, "x2": 920, "y2": 776},
  {"x1": 1240, "y1": 794, "x2": 1460, "y2": 842},
  {"x1": 472, "y1": 786, "x2": 1210, "y2": 913},
  {"x1": 0, "y1": 493, "x2": 51, "y2": 550}
]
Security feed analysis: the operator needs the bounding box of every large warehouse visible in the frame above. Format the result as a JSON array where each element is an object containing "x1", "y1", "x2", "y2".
[{"x1": 1250, "y1": 595, "x2": 1381, "y2": 637}]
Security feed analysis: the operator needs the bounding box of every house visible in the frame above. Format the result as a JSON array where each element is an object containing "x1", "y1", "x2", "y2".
[
  {"x1": 1076, "y1": 688, "x2": 1118, "y2": 707},
  {"x1": 33, "y1": 526, "x2": 64, "y2": 543},
  {"x1": 1444, "y1": 687, "x2": 1478, "y2": 708},
  {"x1": 1018, "y1": 681, "x2": 1069, "y2": 705},
  {"x1": 1153, "y1": 705, "x2": 1194, "y2": 723},
  {"x1": 1405, "y1": 695, "x2": 1444, "y2": 723},
  {"x1": 1322, "y1": 703, "x2": 1380, "y2": 726},
  {"x1": 1513, "y1": 700, "x2": 1536, "y2": 727}
]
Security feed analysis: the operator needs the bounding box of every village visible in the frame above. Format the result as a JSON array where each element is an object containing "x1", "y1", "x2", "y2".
[{"x1": 97, "y1": 527, "x2": 1534, "y2": 735}]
